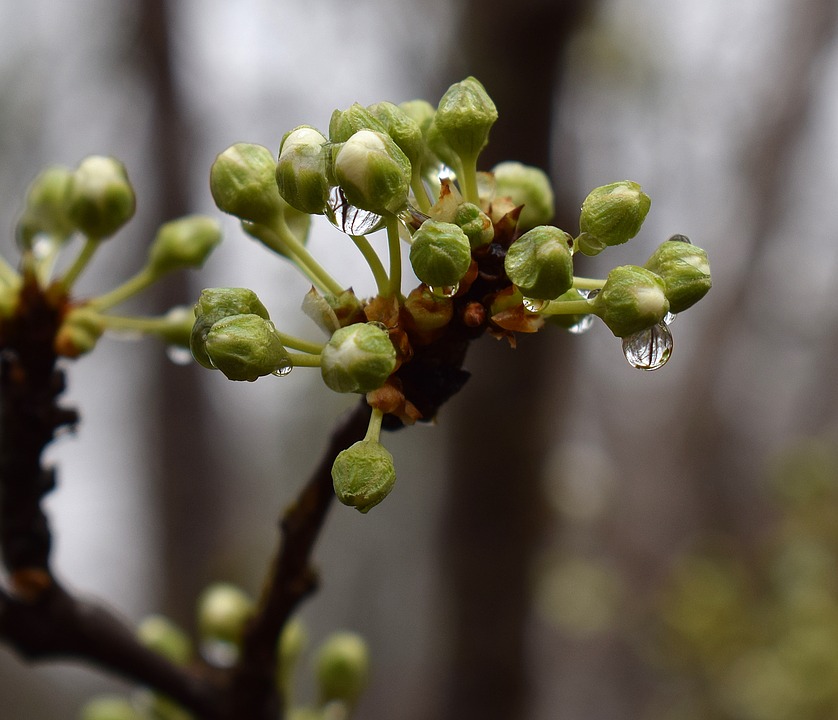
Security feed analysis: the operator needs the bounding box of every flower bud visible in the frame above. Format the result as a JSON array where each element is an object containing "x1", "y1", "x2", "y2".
[
  {"x1": 644, "y1": 236, "x2": 711, "y2": 313},
  {"x1": 367, "y1": 101, "x2": 424, "y2": 170},
  {"x1": 315, "y1": 631, "x2": 370, "y2": 703},
  {"x1": 204, "y1": 313, "x2": 291, "y2": 382},
  {"x1": 137, "y1": 615, "x2": 192, "y2": 666},
  {"x1": 433, "y1": 76, "x2": 498, "y2": 161},
  {"x1": 333, "y1": 130, "x2": 411, "y2": 214},
  {"x1": 453, "y1": 202, "x2": 493, "y2": 248},
  {"x1": 276, "y1": 126, "x2": 331, "y2": 214},
  {"x1": 332, "y1": 438, "x2": 396, "y2": 512},
  {"x1": 578, "y1": 181, "x2": 650, "y2": 254},
  {"x1": 320, "y1": 322, "x2": 396, "y2": 394},
  {"x1": 278, "y1": 617, "x2": 308, "y2": 685},
  {"x1": 66, "y1": 156, "x2": 136, "y2": 238},
  {"x1": 16, "y1": 165, "x2": 75, "y2": 247},
  {"x1": 196, "y1": 583, "x2": 254, "y2": 645},
  {"x1": 409, "y1": 219, "x2": 472, "y2": 288},
  {"x1": 492, "y1": 161, "x2": 555, "y2": 231},
  {"x1": 54, "y1": 306, "x2": 104, "y2": 357},
  {"x1": 329, "y1": 103, "x2": 388, "y2": 143},
  {"x1": 210, "y1": 143, "x2": 284, "y2": 225},
  {"x1": 147, "y1": 215, "x2": 221, "y2": 275},
  {"x1": 592, "y1": 265, "x2": 669, "y2": 337},
  {"x1": 80, "y1": 697, "x2": 143, "y2": 720},
  {"x1": 504, "y1": 225, "x2": 574, "y2": 300},
  {"x1": 399, "y1": 99, "x2": 441, "y2": 178},
  {"x1": 403, "y1": 285, "x2": 454, "y2": 342},
  {"x1": 191, "y1": 287, "x2": 270, "y2": 369}
]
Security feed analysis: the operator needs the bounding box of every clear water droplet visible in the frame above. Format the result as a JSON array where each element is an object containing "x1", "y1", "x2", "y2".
[
  {"x1": 436, "y1": 163, "x2": 456, "y2": 182},
  {"x1": 429, "y1": 283, "x2": 459, "y2": 299},
  {"x1": 664, "y1": 311, "x2": 677, "y2": 325},
  {"x1": 586, "y1": 288, "x2": 600, "y2": 300},
  {"x1": 271, "y1": 357, "x2": 293, "y2": 377},
  {"x1": 200, "y1": 639, "x2": 239, "y2": 668},
  {"x1": 31, "y1": 237, "x2": 53, "y2": 260},
  {"x1": 325, "y1": 186, "x2": 385, "y2": 235},
  {"x1": 567, "y1": 315, "x2": 595, "y2": 335},
  {"x1": 399, "y1": 203, "x2": 430, "y2": 231},
  {"x1": 621, "y1": 322, "x2": 673, "y2": 371},
  {"x1": 166, "y1": 345, "x2": 193, "y2": 366},
  {"x1": 667, "y1": 234, "x2": 692, "y2": 244},
  {"x1": 522, "y1": 297, "x2": 548, "y2": 313}
]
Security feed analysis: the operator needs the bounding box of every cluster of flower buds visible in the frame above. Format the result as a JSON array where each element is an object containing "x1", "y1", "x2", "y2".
[
  {"x1": 197, "y1": 76, "x2": 712, "y2": 513},
  {"x1": 1, "y1": 155, "x2": 220, "y2": 362}
]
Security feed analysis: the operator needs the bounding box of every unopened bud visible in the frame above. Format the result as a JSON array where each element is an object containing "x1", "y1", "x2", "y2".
[
  {"x1": 644, "y1": 235, "x2": 711, "y2": 313},
  {"x1": 433, "y1": 77, "x2": 497, "y2": 161},
  {"x1": 329, "y1": 103, "x2": 388, "y2": 143},
  {"x1": 148, "y1": 215, "x2": 221, "y2": 275},
  {"x1": 409, "y1": 219, "x2": 472, "y2": 288},
  {"x1": 210, "y1": 143, "x2": 284, "y2": 225},
  {"x1": 204, "y1": 313, "x2": 291, "y2": 382},
  {"x1": 16, "y1": 166, "x2": 75, "y2": 247},
  {"x1": 55, "y1": 306, "x2": 104, "y2": 357},
  {"x1": 504, "y1": 225, "x2": 574, "y2": 300},
  {"x1": 578, "y1": 181, "x2": 650, "y2": 254},
  {"x1": 315, "y1": 631, "x2": 370, "y2": 702},
  {"x1": 332, "y1": 439, "x2": 396, "y2": 513},
  {"x1": 453, "y1": 202, "x2": 493, "y2": 248},
  {"x1": 80, "y1": 697, "x2": 143, "y2": 720},
  {"x1": 592, "y1": 265, "x2": 669, "y2": 337},
  {"x1": 367, "y1": 101, "x2": 424, "y2": 171},
  {"x1": 320, "y1": 322, "x2": 396, "y2": 394},
  {"x1": 196, "y1": 583, "x2": 254, "y2": 645},
  {"x1": 276, "y1": 126, "x2": 331, "y2": 214},
  {"x1": 492, "y1": 162, "x2": 555, "y2": 231},
  {"x1": 66, "y1": 156, "x2": 136, "y2": 238},
  {"x1": 137, "y1": 615, "x2": 192, "y2": 666}
]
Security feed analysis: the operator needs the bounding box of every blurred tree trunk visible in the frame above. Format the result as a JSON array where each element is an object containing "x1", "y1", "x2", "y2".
[{"x1": 433, "y1": 3, "x2": 593, "y2": 720}]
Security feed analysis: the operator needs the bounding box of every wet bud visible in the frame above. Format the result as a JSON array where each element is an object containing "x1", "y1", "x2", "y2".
[
  {"x1": 367, "y1": 101, "x2": 424, "y2": 170},
  {"x1": 55, "y1": 306, "x2": 104, "y2": 357},
  {"x1": 409, "y1": 219, "x2": 472, "y2": 288},
  {"x1": 333, "y1": 130, "x2": 411, "y2": 214},
  {"x1": 504, "y1": 225, "x2": 574, "y2": 300},
  {"x1": 315, "y1": 631, "x2": 371, "y2": 703},
  {"x1": 453, "y1": 202, "x2": 493, "y2": 248},
  {"x1": 204, "y1": 313, "x2": 291, "y2": 382},
  {"x1": 148, "y1": 215, "x2": 221, "y2": 275},
  {"x1": 137, "y1": 615, "x2": 192, "y2": 666},
  {"x1": 329, "y1": 103, "x2": 388, "y2": 143},
  {"x1": 320, "y1": 322, "x2": 396, "y2": 394},
  {"x1": 399, "y1": 99, "x2": 441, "y2": 178},
  {"x1": 16, "y1": 165, "x2": 75, "y2": 247},
  {"x1": 578, "y1": 181, "x2": 650, "y2": 254},
  {"x1": 196, "y1": 583, "x2": 254, "y2": 646},
  {"x1": 276, "y1": 126, "x2": 331, "y2": 214},
  {"x1": 80, "y1": 696, "x2": 143, "y2": 720},
  {"x1": 644, "y1": 236, "x2": 711, "y2": 313},
  {"x1": 332, "y1": 439, "x2": 396, "y2": 512},
  {"x1": 492, "y1": 161, "x2": 555, "y2": 231},
  {"x1": 191, "y1": 287, "x2": 270, "y2": 369},
  {"x1": 403, "y1": 285, "x2": 454, "y2": 340},
  {"x1": 210, "y1": 143, "x2": 283, "y2": 225},
  {"x1": 66, "y1": 156, "x2": 135, "y2": 238},
  {"x1": 433, "y1": 76, "x2": 498, "y2": 161},
  {"x1": 592, "y1": 265, "x2": 669, "y2": 337}
]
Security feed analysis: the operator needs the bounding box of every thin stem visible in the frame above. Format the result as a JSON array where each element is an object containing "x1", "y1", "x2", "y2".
[
  {"x1": 92, "y1": 311, "x2": 170, "y2": 335},
  {"x1": 458, "y1": 153, "x2": 481, "y2": 206},
  {"x1": 384, "y1": 214, "x2": 402, "y2": 298},
  {"x1": 88, "y1": 266, "x2": 158, "y2": 311},
  {"x1": 411, "y1": 172, "x2": 432, "y2": 213},
  {"x1": 59, "y1": 236, "x2": 101, "y2": 291},
  {"x1": 349, "y1": 235, "x2": 389, "y2": 296},
  {"x1": 571, "y1": 276, "x2": 606, "y2": 291},
  {"x1": 539, "y1": 299, "x2": 595, "y2": 316},
  {"x1": 274, "y1": 217, "x2": 345, "y2": 297},
  {"x1": 287, "y1": 352, "x2": 322, "y2": 368},
  {"x1": 275, "y1": 332, "x2": 325, "y2": 355},
  {"x1": 364, "y1": 407, "x2": 384, "y2": 443}
]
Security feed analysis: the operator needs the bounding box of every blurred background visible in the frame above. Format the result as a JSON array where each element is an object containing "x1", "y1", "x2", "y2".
[{"x1": 3, "y1": 0, "x2": 838, "y2": 718}]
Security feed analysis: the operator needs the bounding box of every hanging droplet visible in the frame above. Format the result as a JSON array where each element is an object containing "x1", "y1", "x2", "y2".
[
  {"x1": 667, "y1": 234, "x2": 692, "y2": 244},
  {"x1": 585, "y1": 288, "x2": 600, "y2": 300},
  {"x1": 522, "y1": 297, "x2": 548, "y2": 313},
  {"x1": 166, "y1": 345, "x2": 193, "y2": 366},
  {"x1": 664, "y1": 311, "x2": 677, "y2": 325},
  {"x1": 621, "y1": 322, "x2": 673, "y2": 371},
  {"x1": 436, "y1": 163, "x2": 457, "y2": 182},
  {"x1": 567, "y1": 315, "x2": 595, "y2": 335},
  {"x1": 325, "y1": 186, "x2": 385, "y2": 235},
  {"x1": 31, "y1": 236, "x2": 53, "y2": 260},
  {"x1": 271, "y1": 357, "x2": 294, "y2": 377},
  {"x1": 430, "y1": 283, "x2": 459, "y2": 299}
]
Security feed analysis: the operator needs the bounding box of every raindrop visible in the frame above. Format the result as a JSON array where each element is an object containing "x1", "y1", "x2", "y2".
[
  {"x1": 272, "y1": 357, "x2": 293, "y2": 377},
  {"x1": 325, "y1": 186, "x2": 385, "y2": 235},
  {"x1": 567, "y1": 315, "x2": 595, "y2": 335},
  {"x1": 166, "y1": 345, "x2": 193, "y2": 366},
  {"x1": 522, "y1": 297, "x2": 548, "y2": 313},
  {"x1": 621, "y1": 322, "x2": 673, "y2": 371},
  {"x1": 586, "y1": 289, "x2": 600, "y2": 300},
  {"x1": 664, "y1": 311, "x2": 677, "y2": 325},
  {"x1": 429, "y1": 283, "x2": 459, "y2": 299},
  {"x1": 436, "y1": 163, "x2": 457, "y2": 182},
  {"x1": 667, "y1": 234, "x2": 691, "y2": 244},
  {"x1": 31, "y1": 237, "x2": 53, "y2": 260}
]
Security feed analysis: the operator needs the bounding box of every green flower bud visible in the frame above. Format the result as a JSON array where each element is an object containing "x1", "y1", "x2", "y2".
[
  {"x1": 409, "y1": 219, "x2": 472, "y2": 288},
  {"x1": 147, "y1": 215, "x2": 221, "y2": 275},
  {"x1": 210, "y1": 143, "x2": 283, "y2": 225},
  {"x1": 66, "y1": 156, "x2": 136, "y2": 238},
  {"x1": 16, "y1": 165, "x2": 75, "y2": 247},
  {"x1": 55, "y1": 306, "x2": 104, "y2": 358},
  {"x1": 644, "y1": 236, "x2": 711, "y2": 313},
  {"x1": 315, "y1": 632, "x2": 370, "y2": 703},
  {"x1": 578, "y1": 181, "x2": 650, "y2": 254},
  {"x1": 333, "y1": 438, "x2": 396, "y2": 513},
  {"x1": 329, "y1": 103, "x2": 388, "y2": 143},
  {"x1": 320, "y1": 322, "x2": 396, "y2": 394},
  {"x1": 367, "y1": 101, "x2": 424, "y2": 170},
  {"x1": 79, "y1": 696, "x2": 143, "y2": 720},
  {"x1": 204, "y1": 313, "x2": 291, "y2": 382},
  {"x1": 196, "y1": 583, "x2": 254, "y2": 645},
  {"x1": 592, "y1": 265, "x2": 669, "y2": 337},
  {"x1": 137, "y1": 615, "x2": 193, "y2": 666},
  {"x1": 191, "y1": 287, "x2": 270, "y2": 369},
  {"x1": 492, "y1": 161, "x2": 555, "y2": 231},
  {"x1": 453, "y1": 202, "x2": 493, "y2": 248},
  {"x1": 276, "y1": 126, "x2": 331, "y2": 215},
  {"x1": 278, "y1": 617, "x2": 308, "y2": 692},
  {"x1": 504, "y1": 225, "x2": 574, "y2": 300},
  {"x1": 398, "y1": 99, "x2": 441, "y2": 178},
  {"x1": 433, "y1": 77, "x2": 498, "y2": 161},
  {"x1": 333, "y1": 130, "x2": 411, "y2": 214}
]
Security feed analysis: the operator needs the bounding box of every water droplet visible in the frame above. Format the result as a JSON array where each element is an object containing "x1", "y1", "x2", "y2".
[
  {"x1": 664, "y1": 311, "x2": 677, "y2": 325},
  {"x1": 326, "y1": 186, "x2": 385, "y2": 235},
  {"x1": 567, "y1": 315, "x2": 595, "y2": 335},
  {"x1": 166, "y1": 345, "x2": 193, "y2": 366},
  {"x1": 429, "y1": 283, "x2": 459, "y2": 299},
  {"x1": 271, "y1": 357, "x2": 293, "y2": 377},
  {"x1": 31, "y1": 237, "x2": 53, "y2": 260},
  {"x1": 621, "y1": 322, "x2": 673, "y2": 371},
  {"x1": 667, "y1": 234, "x2": 691, "y2": 244},
  {"x1": 586, "y1": 289, "x2": 600, "y2": 300},
  {"x1": 522, "y1": 297, "x2": 548, "y2": 313},
  {"x1": 436, "y1": 163, "x2": 456, "y2": 182},
  {"x1": 200, "y1": 639, "x2": 238, "y2": 668},
  {"x1": 399, "y1": 204, "x2": 430, "y2": 232}
]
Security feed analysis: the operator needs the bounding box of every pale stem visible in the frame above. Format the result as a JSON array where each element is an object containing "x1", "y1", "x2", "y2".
[
  {"x1": 363, "y1": 406, "x2": 385, "y2": 443},
  {"x1": 384, "y1": 214, "x2": 402, "y2": 298},
  {"x1": 458, "y1": 153, "x2": 481, "y2": 206},
  {"x1": 287, "y1": 351, "x2": 322, "y2": 368},
  {"x1": 87, "y1": 266, "x2": 158, "y2": 312},
  {"x1": 572, "y1": 276, "x2": 606, "y2": 291},
  {"x1": 539, "y1": 299, "x2": 596, "y2": 316},
  {"x1": 59, "y1": 236, "x2": 101, "y2": 291},
  {"x1": 275, "y1": 332, "x2": 325, "y2": 355},
  {"x1": 349, "y1": 234, "x2": 389, "y2": 296},
  {"x1": 410, "y1": 171, "x2": 432, "y2": 214},
  {"x1": 273, "y1": 216, "x2": 345, "y2": 297},
  {"x1": 91, "y1": 311, "x2": 173, "y2": 335}
]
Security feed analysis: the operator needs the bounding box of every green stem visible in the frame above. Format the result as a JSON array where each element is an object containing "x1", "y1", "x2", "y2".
[
  {"x1": 59, "y1": 236, "x2": 101, "y2": 291},
  {"x1": 349, "y1": 235, "x2": 389, "y2": 296},
  {"x1": 458, "y1": 153, "x2": 480, "y2": 206},
  {"x1": 274, "y1": 217, "x2": 345, "y2": 297},
  {"x1": 91, "y1": 311, "x2": 171, "y2": 335},
  {"x1": 384, "y1": 214, "x2": 402, "y2": 298},
  {"x1": 275, "y1": 332, "x2": 325, "y2": 355},
  {"x1": 572, "y1": 276, "x2": 606, "y2": 291},
  {"x1": 87, "y1": 266, "x2": 159, "y2": 311},
  {"x1": 287, "y1": 352, "x2": 322, "y2": 368},
  {"x1": 364, "y1": 407, "x2": 385, "y2": 443},
  {"x1": 539, "y1": 299, "x2": 596, "y2": 316},
  {"x1": 410, "y1": 172, "x2": 432, "y2": 213}
]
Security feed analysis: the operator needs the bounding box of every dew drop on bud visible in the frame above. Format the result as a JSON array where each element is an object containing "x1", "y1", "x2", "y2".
[
  {"x1": 436, "y1": 163, "x2": 457, "y2": 182},
  {"x1": 430, "y1": 283, "x2": 459, "y2": 298},
  {"x1": 326, "y1": 186, "x2": 385, "y2": 235},
  {"x1": 621, "y1": 322, "x2": 673, "y2": 371},
  {"x1": 664, "y1": 311, "x2": 677, "y2": 325},
  {"x1": 667, "y1": 234, "x2": 691, "y2": 244},
  {"x1": 585, "y1": 288, "x2": 600, "y2": 300},
  {"x1": 166, "y1": 345, "x2": 194, "y2": 366},
  {"x1": 567, "y1": 315, "x2": 595, "y2": 335},
  {"x1": 522, "y1": 297, "x2": 548, "y2": 313},
  {"x1": 272, "y1": 357, "x2": 293, "y2": 377}
]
